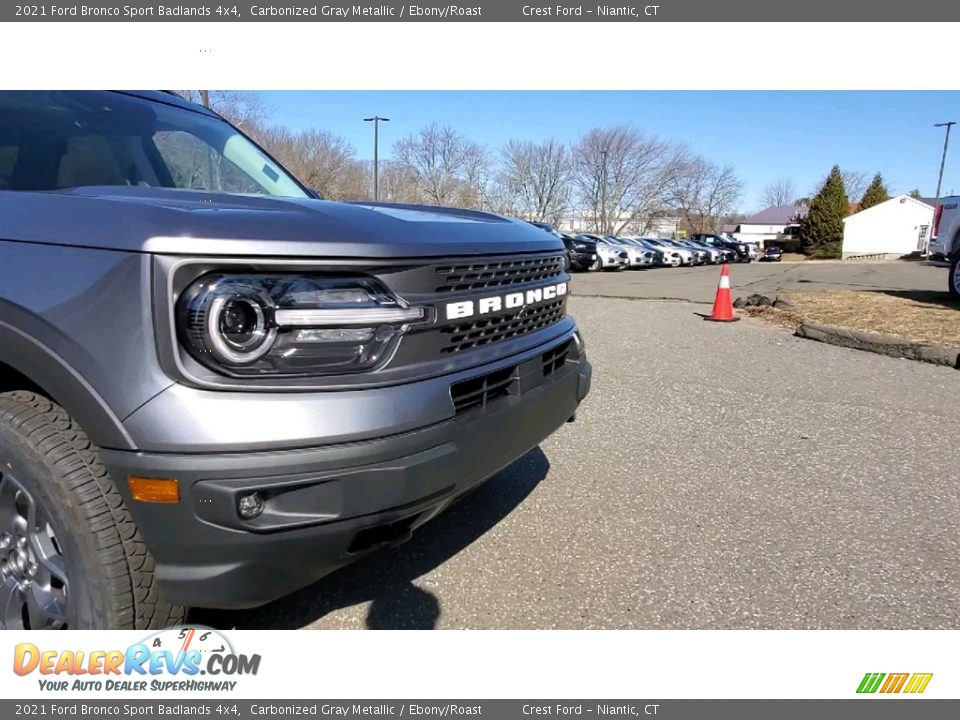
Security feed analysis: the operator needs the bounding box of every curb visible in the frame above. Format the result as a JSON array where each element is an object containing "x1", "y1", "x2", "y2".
[{"x1": 794, "y1": 322, "x2": 960, "y2": 369}]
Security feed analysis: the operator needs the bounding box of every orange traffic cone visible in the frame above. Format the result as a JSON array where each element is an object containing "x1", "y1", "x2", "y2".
[{"x1": 705, "y1": 264, "x2": 739, "y2": 322}]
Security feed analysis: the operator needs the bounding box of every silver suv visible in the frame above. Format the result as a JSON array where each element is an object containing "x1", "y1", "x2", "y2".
[{"x1": 0, "y1": 91, "x2": 591, "y2": 628}]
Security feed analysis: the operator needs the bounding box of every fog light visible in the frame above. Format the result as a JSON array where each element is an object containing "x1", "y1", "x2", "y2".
[{"x1": 237, "y1": 492, "x2": 265, "y2": 520}]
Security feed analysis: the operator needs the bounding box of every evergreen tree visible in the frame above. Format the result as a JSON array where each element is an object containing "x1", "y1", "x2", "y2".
[
  {"x1": 909, "y1": 188, "x2": 922, "y2": 200},
  {"x1": 800, "y1": 165, "x2": 849, "y2": 258},
  {"x1": 858, "y1": 172, "x2": 890, "y2": 211}
]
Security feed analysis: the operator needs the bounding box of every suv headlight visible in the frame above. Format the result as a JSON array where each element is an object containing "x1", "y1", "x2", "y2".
[{"x1": 177, "y1": 274, "x2": 425, "y2": 377}]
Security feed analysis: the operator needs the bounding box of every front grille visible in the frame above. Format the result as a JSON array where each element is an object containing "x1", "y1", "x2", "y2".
[
  {"x1": 435, "y1": 254, "x2": 566, "y2": 293},
  {"x1": 450, "y1": 366, "x2": 516, "y2": 414},
  {"x1": 449, "y1": 338, "x2": 574, "y2": 415},
  {"x1": 441, "y1": 298, "x2": 565, "y2": 354},
  {"x1": 542, "y1": 340, "x2": 571, "y2": 377}
]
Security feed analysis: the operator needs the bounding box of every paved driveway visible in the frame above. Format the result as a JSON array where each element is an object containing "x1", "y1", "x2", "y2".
[
  {"x1": 571, "y1": 259, "x2": 949, "y2": 304},
  {"x1": 196, "y1": 291, "x2": 960, "y2": 630}
]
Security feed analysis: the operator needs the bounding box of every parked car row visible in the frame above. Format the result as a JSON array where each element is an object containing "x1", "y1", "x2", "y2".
[{"x1": 528, "y1": 223, "x2": 760, "y2": 272}]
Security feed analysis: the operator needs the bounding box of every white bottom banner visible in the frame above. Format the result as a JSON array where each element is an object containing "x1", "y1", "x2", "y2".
[{"x1": 1, "y1": 629, "x2": 955, "y2": 699}]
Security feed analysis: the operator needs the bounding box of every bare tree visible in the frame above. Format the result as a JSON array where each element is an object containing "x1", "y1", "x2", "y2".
[
  {"x1": 178, "y1": 91, "x2": 271, "y2": 133},
  {"x1": 842, "y1": 170, "x2": 869, "y2": 202},
  {"x1": 392, "y1": 124, "x2": 490, "y2": 208},
  {"x1": 336, "y1": 159, "x2": 373, "y2": 201},
  {"x1": 497, "y1": 139, "x2": 571, "y2": 223},
  {"x1": 254, "y1": 127, "x2": 359, "y2": 200},
  {"x1": 669, "y1": 156, "x2": 744, "y2": 234},
  {"x1": 760, "y1": 178, "x2": 797, "y2": 207},
  {"x1": 377, "y1": 160, "x2": 423, "y2": 204},
  {"x1": 811, "y1": 169, "x2": 868, "y2": 204},
  {"x1": 571, "y1": 126, "x2": 683, "y2": 235}
]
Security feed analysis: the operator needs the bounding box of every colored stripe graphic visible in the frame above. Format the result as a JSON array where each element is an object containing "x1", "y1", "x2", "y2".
[
  {"x1": 903, "y1": 673, "x2": 933, "y2": 694},
  {"x1": 857, "y1": 673, "x2": 885, "y2": 693},
  {"x1": 880, "y1": 673, "x2": 909, "y2": 693},
  {"x1": 857, "y1": 672, "x2": 933, "y2": 694}
]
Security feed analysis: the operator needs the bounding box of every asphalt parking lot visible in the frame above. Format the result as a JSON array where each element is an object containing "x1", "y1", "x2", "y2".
[
  {"x1": 197, "y1": 261, "x2": 960, "y2": 630},
  {"x1": 573, "y1": 258, "x2": 948, "y2": 304}
]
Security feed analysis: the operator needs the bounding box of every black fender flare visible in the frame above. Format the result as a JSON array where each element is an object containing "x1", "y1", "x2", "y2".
[{"x1": 0, "y1": 320, "x2": 135, "y2": 450}]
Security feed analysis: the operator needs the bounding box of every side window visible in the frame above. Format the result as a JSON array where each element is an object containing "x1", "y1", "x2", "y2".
[
  {"x1": 0, "y1": 146, "x2": 17, "y2": 189},
  {"x1": 60, "y1": 135, "x2": 128, "y2": 188},
  {"x1": 154, "y1": 130, "x2": 263, "y2": 195}
]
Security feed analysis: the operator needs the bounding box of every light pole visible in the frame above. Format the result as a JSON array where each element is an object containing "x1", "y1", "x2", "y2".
[
  {"x1": 928, "y1": 121, "x2": 955, "y2": 257},
  {"x1": 599, "y1": 149, "x2": 608, "y2": 235},
  {"x1": 363, "y1": 115, "x2": 390, "y2": 201},
  {"x1": 934, "y1": 121, "x2": 955, "y2": 200}
]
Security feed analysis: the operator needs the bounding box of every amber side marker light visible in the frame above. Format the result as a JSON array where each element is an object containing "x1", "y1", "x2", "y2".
[{"x1": 128, "y1": 477, "x2": 180, "y2": 504}]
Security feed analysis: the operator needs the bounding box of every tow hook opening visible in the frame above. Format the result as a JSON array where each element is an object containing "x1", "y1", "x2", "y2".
[{"x1": 347, "y1": 516, "x2": 418, "y2": 555}]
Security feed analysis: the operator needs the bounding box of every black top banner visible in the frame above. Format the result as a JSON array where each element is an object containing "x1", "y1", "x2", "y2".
[{"x1": 3, "y1": 0, "x2": 956, "y2": 22}]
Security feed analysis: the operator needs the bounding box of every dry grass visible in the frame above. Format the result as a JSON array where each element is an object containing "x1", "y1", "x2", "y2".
[{"x1": 743, "y1": 290, "x2": 960, "y2": 347}]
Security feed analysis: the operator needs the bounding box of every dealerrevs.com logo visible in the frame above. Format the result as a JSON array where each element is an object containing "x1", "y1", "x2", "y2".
[{"x1": 13, "y1": 627, "x2": 260, "y2": 692}]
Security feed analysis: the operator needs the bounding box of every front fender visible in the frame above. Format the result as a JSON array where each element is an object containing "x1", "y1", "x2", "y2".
[{"x1": 0, "y1": 320, "x2": 135, "y2": 450}]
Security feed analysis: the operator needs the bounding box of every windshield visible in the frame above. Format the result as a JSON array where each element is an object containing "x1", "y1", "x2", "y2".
[{"x1": 0, "y1": 91, "x2": 307, "y2": 198}]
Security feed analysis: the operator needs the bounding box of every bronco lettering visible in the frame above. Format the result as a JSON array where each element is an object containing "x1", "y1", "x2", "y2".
[{"x1": 444, "y1": 282, "x2": 568, "y2": 321}]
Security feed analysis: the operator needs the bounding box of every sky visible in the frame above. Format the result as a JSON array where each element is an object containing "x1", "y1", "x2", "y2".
[{"x1": 261, "y1": 91, "x2": 960, "y2": 212}]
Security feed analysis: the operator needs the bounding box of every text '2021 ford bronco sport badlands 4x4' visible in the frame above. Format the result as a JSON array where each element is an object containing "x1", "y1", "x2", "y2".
[{"x1": 0, "y1": 91, "x2": 591, "y2": 629}]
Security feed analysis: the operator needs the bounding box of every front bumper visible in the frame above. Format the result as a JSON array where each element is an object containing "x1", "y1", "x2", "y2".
[
  {"x1": 569, "y1": 251, "x2": 597, "y2": 269},
  {"x1": 100, "y1": 331, "x2": 591, "y2": 609}
]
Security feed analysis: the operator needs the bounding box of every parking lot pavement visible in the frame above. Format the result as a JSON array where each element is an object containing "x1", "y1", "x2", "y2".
[
  {"x1": 196, "y1": 295, "x2": 960, "y2": 630},
  {"x1": 571, "y1": 260, "x2": 949, "y2": 304}
]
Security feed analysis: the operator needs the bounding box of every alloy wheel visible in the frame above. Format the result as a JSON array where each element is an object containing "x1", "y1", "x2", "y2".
[{"x1": 0, "y1": 470, "x2": 69, "y2": 629}]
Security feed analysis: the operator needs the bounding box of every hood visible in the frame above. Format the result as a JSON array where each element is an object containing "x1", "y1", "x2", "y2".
[{"x1": 0, "y1": 187, "x2": 563, "y2": 259}]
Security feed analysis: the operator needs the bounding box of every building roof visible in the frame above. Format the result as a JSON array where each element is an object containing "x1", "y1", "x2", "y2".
[
  {"x1": 842, "y1": 194, "x2": 935, "y2": 223},
  {"x1": 741, "y1": 205, "x2": 808, "y2": 225}
]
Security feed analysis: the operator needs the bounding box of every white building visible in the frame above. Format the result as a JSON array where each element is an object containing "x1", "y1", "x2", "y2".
[
  {"x1": 555, "y1": 211, "x2": 681, "y2": 238},
  {"x1": 729, "y1": 205, "x2": 808, "y2": 248},
  {"x1": 841, "y1": 195, "x2": 934, "y2": 259}
]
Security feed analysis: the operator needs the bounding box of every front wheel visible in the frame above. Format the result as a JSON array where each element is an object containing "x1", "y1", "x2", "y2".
[
  {"x1": 949, "y1": 252, "x2": 960, "y2": 300},
  {"x1": 588, "y1": 257, "x2": 601, "y2": 272},
  {"x1": 0, "y1": 391, "x2": 186, "y2": 629}
]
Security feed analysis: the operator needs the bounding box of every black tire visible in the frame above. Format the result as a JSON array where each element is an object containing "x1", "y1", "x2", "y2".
[
  {"x1": 0, "y1": 391, "x2": 185, "y2": 629},
  {"x1": 587, "y1": 257, "x2": 601, "y2": 272},
  {"x1": 950, "y1": 252, "x2": 960, "y2": 300}
]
